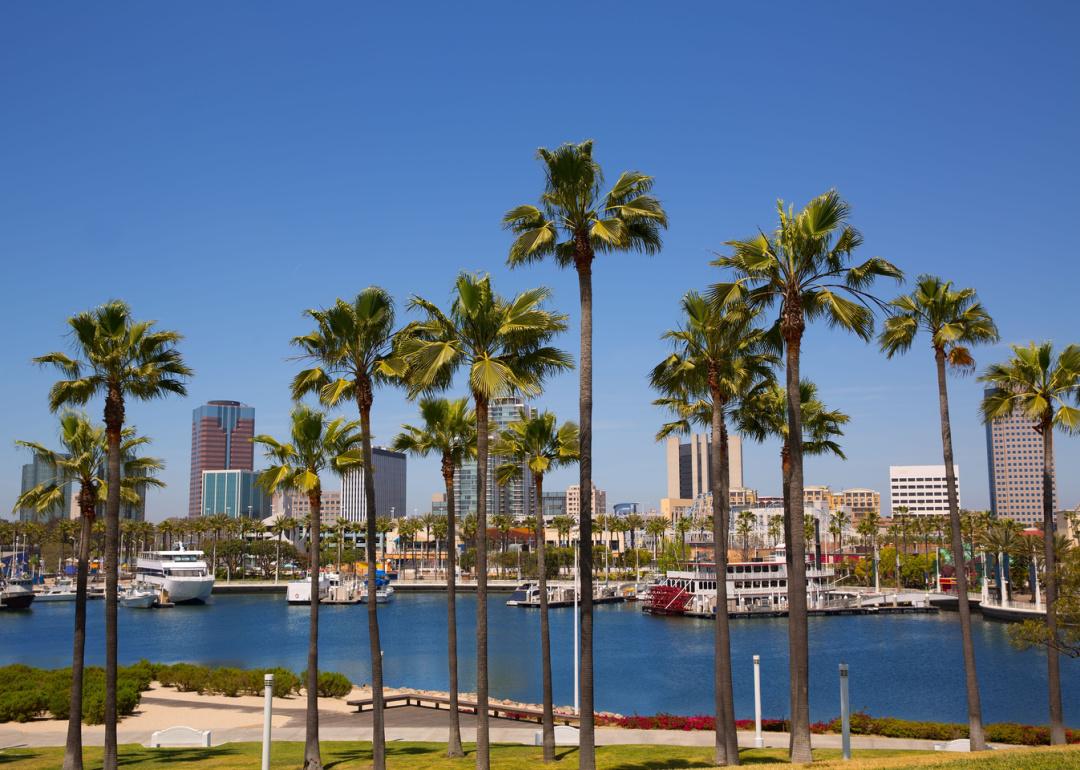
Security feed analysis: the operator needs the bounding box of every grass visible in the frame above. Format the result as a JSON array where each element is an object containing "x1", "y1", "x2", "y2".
[{"x1": 0, "y1": 743, "x2": 1077, "y2": 769}]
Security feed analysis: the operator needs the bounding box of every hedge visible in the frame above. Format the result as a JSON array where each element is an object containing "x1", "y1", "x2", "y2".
[{"x1": 594, "y1": 711, "x2": 1080, "y2": 746}]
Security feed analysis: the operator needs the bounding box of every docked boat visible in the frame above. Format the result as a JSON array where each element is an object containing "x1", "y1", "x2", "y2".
[
  {"x1": 287, "y1": 575, "x2": 330, "y2": 605},
  {"x1": 120, "y1": 582, "x2": 158, "y2": 609},
  {"x1": 34, "y1": 579, "x2": 77, "y2": 602},
  {"x1": 0, "y1": 580, "x2": 35, "y2": 610},
  {"x1": 359, "y1": 583, "x2": 395, "y2": 603},
  {"x1": 134, "y1": 545, "x2": 214, "y2": 604},
  {"x1": 506, "y1": 581, "x2": 626, "y2": 608},
  {"x1": 643, "y1": 554, "x2": 835, "y2": 617}
]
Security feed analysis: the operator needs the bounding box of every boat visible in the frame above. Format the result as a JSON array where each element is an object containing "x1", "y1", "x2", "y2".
[
  {"x1": 506, "y1": 581, "x2": 624, "y2": 608},
  {"x1": 0, "y1": 580, "x2": 35, "y2": 610},
  {"x1": 359, "y1": 583, "x2": 395, "y2": 603},
  {"x1": 643, "y1": 552, "x2": 836, "y2": 617},
  {"x1": 134, "y1": 545, "x2": 214, "y2": 604},
  {"x1": 120, "y1": 582, "x2": 158, "y2": 609},
  {"x1": 34, "y1": 579, "x2": 77, "y2": 602},
  {"x1": 287, "y1": 574, "x2": 330, "y2": 605}
]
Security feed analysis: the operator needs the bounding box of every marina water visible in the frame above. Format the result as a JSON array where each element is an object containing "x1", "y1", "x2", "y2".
[{"x1": 2, "y1": 592, "x2": 1075, "y2": 726}]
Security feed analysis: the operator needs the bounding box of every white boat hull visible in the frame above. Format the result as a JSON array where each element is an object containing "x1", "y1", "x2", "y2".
[
  {"x1": 140, "y1": 576, "x2": 214, "y2": 604},
  {"x1": 287, "y1": 578, "x2": 329, "y2": 605},
  {"x1": 34, "y1": 591, "x2": 77, "y2": 602},
  {"x1": 121, "y1": 592, "x2": 157, "y2": 609}
]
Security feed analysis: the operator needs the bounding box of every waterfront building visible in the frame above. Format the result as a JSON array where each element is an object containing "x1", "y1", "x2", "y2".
[
  {"x1": 274, "y1": 489, "x2": 342, "y2": 526},
  {"x1": 613, "y1": 502, "x2": 642, "y2": 516},
  {"x1": 541, "y1": 491, "x2": 566, "y2": 522},
  {"x1": 454, "y1": 396, "x2": 533, "y2": 519},
  {"x1": 664, "y1": 433, "x2": 743, "y2": 499},
  {"x1": 832, "y1": 488, "x2": 881, "y2": 523},
  {"x1": 566, "y1": 483, "x2": 606, "y2": 518},
  {"x1": 341, "y1": 446, "x2": 406, "y2": 522},
  {"x1": 200, "y1": 469, "x2": 269, "y2": 519},
  {"x1": 660, "y1": 487, "x2": 760, "y2": 524},
  {"x1": 985, "y1": 390, "x2": 1058, "y2": 526},
  {"x1": 889, "y1": 465, "x2": 959, "y2": 516},
  {"x1": 188, "y1": 401, "x2": 255, "y2": 518},
  {"x1": 18, "y1": 455, "x2": 76, "y2": 522},
  {"x1": 431, "y1": 493, "x2": 447, "y2": 517}
]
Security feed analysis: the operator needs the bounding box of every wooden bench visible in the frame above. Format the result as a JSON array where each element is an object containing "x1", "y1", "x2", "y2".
[{"x1": 347, "y1": 694, "x2": 580, "y2": 726}]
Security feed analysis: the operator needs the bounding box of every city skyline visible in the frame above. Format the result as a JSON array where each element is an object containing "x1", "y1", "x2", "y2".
[{"x1": 3, "y1": 4, "x2": 1079, "y2": 523}]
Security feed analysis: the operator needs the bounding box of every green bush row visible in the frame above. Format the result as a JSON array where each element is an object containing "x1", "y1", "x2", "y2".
[
  {"x1": 828, "y1": 711, "x2": 1080, "y2": 745},
  {"x1": 0, "y1": 662, "x2": 151, "y2": 724},
  {"x1": 155, "y1": 663, "x2": 303, "y2": 698}
]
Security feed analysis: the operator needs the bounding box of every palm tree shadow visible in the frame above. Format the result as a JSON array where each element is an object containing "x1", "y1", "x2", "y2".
[
  {"x1": 121, "y1": 747, "x2": 243, "y2": 765},
  {"x1": 324, "y1": 744, "x2": 436, "y2": 768}
]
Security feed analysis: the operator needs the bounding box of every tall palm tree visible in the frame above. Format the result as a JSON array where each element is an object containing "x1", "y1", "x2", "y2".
[
  {"x1": 625, "y1": 513, "x2": 646, "y2": 577},
  {"x1": 270, "y1": 516, "x2": 298, "y2": 583},
  {"x1": 35, "y1": 301, "x2": 190, "y2": 769},
  {"x1": 715, "y1": 192, "x2": 899, "y2": 761},
  {"x1": 392, "y1": 397, "x2": 477, "y2": 757},
  {"x1": 493, "y1": 410, "x2": 579, "y2": 761},
  {"x1": 645, "y1": 516, "x2": 667, "y2": 563},
  {"x1": 291, "y1": 287, "x2": 401, "y2": 769},
  {"x1": 505, "y1": 141, "x2": 667, "y2": 767},
  {"x1": 254, "y1": 406, "x2": 364, "y2": 770},
  {"x1": 879, "y1": 274, "x2": 998, "y2": 748},
  {"x1": 14, "y1": 414, "x2": 162, "y2": 770},
  {"x1": 736, "y1": 512, "x2": 756, "y2": 562},
  {"x1": 981, "y1": 342, "x2": 1080, "y2": 745},
  {"x1": 830, "y1": 510, "x2": 851, "y2": 572},
  {"x1": 650, "y1": 295, "x2": 775, "y2": 766},
  {"x1": 400, "y1": 273, "x2": 570, "y2": 770}
]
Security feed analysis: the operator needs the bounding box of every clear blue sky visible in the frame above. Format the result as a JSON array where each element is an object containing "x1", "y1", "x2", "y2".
[{"x1": 2, "y1": 2, "x2": 1078, "y2": 522}]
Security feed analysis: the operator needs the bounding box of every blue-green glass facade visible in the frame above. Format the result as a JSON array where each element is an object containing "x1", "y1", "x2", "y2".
[{"x1": 200, "y1": 469, "x2": 268, "y2": 519}]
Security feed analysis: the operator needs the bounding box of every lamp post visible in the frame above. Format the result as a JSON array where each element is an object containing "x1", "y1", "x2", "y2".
[
  {"x1": 839, "y1": 663, "x2": 851, "y2": 760},
  {"x1": 261, "y1": 672, "x2": 274, "y2": 770},
  {"x1": 753, "y1": 655, "x2": 763, "y2": 748}
]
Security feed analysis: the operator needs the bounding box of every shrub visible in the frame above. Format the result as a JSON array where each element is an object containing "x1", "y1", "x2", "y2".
[
  {"x1": 317, "y1": 671, "x2": 353, "y2": 698},
  {"x1": 0, "y1": 689, "x2": 46, "y2": 722},
  {"x1": 208, "y1": 667, "x2": 248, "y2": 698},
  {"x1": 157, "y1": 663, "x2": 210, "y2": 693},
  {"x1": 260, "y1": 667, "x2": 302, "y2": 698}
]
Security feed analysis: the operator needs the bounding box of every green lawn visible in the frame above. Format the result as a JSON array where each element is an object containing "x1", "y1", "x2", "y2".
[{"x1": 1, "y1": 743, "x2": 1077, "y2": 769}]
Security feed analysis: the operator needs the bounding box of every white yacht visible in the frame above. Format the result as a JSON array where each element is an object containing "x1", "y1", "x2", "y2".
[
  {"x1": 134, "y1": 546, "x2": 214, "y2": 604},
  {"x1": 358, "y1": 583, "x2": 395, "y2": 604},
  {"x1": 120, "y1": 582, "x2": 158, "y2": 609},
  {"x1": 35, "y1": 579, "x2": 77, "y2": 602},
  {"x1": 287, "y1": 574, "x2": 330, "y2": 605}
]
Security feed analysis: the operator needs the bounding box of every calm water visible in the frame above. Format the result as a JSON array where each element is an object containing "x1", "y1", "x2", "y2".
[{"x1": 2, "y1": 592, "x2": 1076, "y2": 726}]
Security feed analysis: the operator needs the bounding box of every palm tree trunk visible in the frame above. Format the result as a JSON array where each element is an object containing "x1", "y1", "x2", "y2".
[
  {"x1": 102, "y1": 387, "x2": 123, "y2": 770},
  {"x1": 1040, "y1": 426, "x2": 1065, "y2": 744},
  {"x1": 358, "y1": 396, "x2": 386, "y2": 770},
  {"x1": 474, "y1": 396, "x2": 491, "y2": 770},
  {"x1": 305, "y1": 491, "x2": 323, "y2": 770},
  {"x1": 934, "y1": 350, "x2": 986, "y2": 749},
  {"x1": 443, "y1": 465, "x2": 464, "y2": 757},
  {"x1": 782, "y1": 329, "x2": 812, "y2": 763},
  {"x1": 63, "y1": 501, "x2": 93, "y2": 770},
  {"x1": 535, "y1": 476, "x2": 555, "y2": 761},
  {"x1": 709, "y1": 389, "x2": 738, "y2": 766},
  {"x1": 575, "y1": 253, "x2": 596, "y2": 770}
]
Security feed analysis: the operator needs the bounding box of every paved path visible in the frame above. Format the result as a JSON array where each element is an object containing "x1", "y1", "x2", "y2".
[{"x1": 0, "y1": 704, "x2": 949, "y2": 751}]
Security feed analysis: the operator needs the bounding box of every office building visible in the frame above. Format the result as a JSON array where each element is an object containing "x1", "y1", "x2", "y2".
[
  {"x1": 341, "y1": 446, "x2": 407, "y2": 522},
  {"x1": 431, "y1": 493, "x2": 447, "y2": 517},
  {"x1": 188, "y1": 401, "x2": 255, "y2": 518},
  {"x1": 200, "y1": 469, "x2": 269, "y2": 519},
  {"x1": 541, "y1": 491, "x2": 566, "y2": 521},
  {"x1": 454, "y1": 396, "x2": 533, "y2": 519},
  {"x1": 665, "y1": 433, "x2": 743, "y2": 500},
  {"x1": 18, "y1": 456, "x2": 76, "y2": 522},
  {"x1": 613, "y1": 502, "x2": 642, "y2": 517},
  {"x1": 889, "y1": 465, "x2": 959, "y2": 516},
  {"x1": 985, "y1": 392, "x2": 1058, "y2": 526},
  {"x1": 566, "y1": 483, "x2": 606, "y2": 519},
  {"x1": 833, "y1": 488, "x2": 881, "y2": 522},
  {"x1": 277, "y1": 489, "x2": 342, "y2": 526}
]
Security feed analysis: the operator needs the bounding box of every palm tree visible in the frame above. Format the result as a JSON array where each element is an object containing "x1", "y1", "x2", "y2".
[
  {"x1": 35, "y1": 300, "x2": 190, "y2": 769},
  {"x1": 981, "y1": 342, "x2": 1080, "y2": 744},
  {"x1": 624, "y1": 513, "x2": 646, "y2": 578},
  {"x1": 400, "y1": 272, "x2": 570, "y2": 769},
  {"x1": 376, "y1": 517, "x2": 393, "y2": 564},
  {"x1": 768, "y1": 514, "x2": 785, "y2": 548},
  {"x1": 830, "y1": 510, "x2": 851, "y2": 573},
  {"x1": 291, "y1": 288, "x2": 401, "y2": 769},
  {"x1": 553, "y1": 515, "x2": 575, "y2": 549},
  {"x1": 879, "y1": 275, "x2": 998, "y2": 747},
  {"x1": 392, "y1": 397, "x2": 476, "y2": 756},
  {"x1": 645, "y1": 516, "x2": 667, "y2": 563},
  {"x1": 14, "y1": 414, "x2": 162, "y2": 770},
  {"x1": 493, "y1": 410, "x2": 579, "y2": 761},
  {"x1": 505, "y1": 141, "x2": 667, "y2": 767},
  {"x1": 270, "y1": 516, "x2": 298, "y2": 583},
  {"x1": 254, "y1": 406, "x2": 364, "y2": 770},
  {"x1": 715, "y1": 192, "x2": 899, "y2": 761},
  {"x1": 650, "y1": 295, "x2": 775, "y2": 765},
  {"x1": 736, "y1": 511, "x2": 755, "y2": 562}
]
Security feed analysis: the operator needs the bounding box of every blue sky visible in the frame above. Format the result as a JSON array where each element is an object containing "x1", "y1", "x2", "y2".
[{"x1": 2, "y1": 2, "x2": 1078, "y2": 522}]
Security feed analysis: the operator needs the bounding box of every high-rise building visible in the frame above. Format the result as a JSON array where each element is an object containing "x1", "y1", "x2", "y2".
[
  {"x1": 200, "y1": 469, "x2": 269, "y2": 519},
  {"x1": 18, "y1": 456, "x2": 76, "y2": 522},
  {"x1": 454, "y1": 396, "x2": 533, "y2": 519},
  {"x1": 341, "y1": 447, "x2": 407, "y2": 522},
  {"x1": 613, "y1": 502, "x2": 642, "y2": 517},
  {"x1": 985, "y1": 392, "x2": 1058, "y2": 526},
  {"x1": 664, "y1": 434, "x2": 743, "y2": 500},
  {"x1": 889, "y1": 465, "x2": 959, "y2": 516},
  {"x1": 188, "y1": 401, "x2": 255, "y2": 518},
  {"x1": 277, "y1": 489, "x2": 342, "y2": 526},
  {"x1": 832, "y1": 488, "x2": 881, "y2": 523},
  {"x1": 566, "y1": 483, "x2": 606, "y2": 518},
  {"x1": 541, "y1": 491, "x2": 566, "y2": 521}
]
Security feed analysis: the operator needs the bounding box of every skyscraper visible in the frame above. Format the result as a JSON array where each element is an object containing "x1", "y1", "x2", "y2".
[
  {"x1": 985, "y1": 391, "x2": 1057, "y2": 526},
  {"x1": 664, "y1": 433, "x2": 743, "y2": 499},
  {"x1": 19, "y1": 455, "x2": 75, "y2": 522},
  {"x1": 201, "y1": 469, "x2": 270, "y2": 519},
  {"x1": 454, "y1": 395, "x2": 533, "y2": 519},
  {"x1": 341, "y1": 446, "x2": 407, "y2": 522},
  {"x1": 889, "y1": 465, "x2": 959, "y2": 516},
  {"x1": 188, "y1": 401, "x2": 255, "y2": 518}
]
